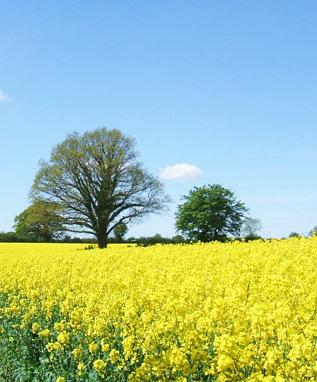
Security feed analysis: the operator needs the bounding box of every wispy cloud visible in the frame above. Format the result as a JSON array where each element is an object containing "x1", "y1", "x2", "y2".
[
  {"x1": 0, "y1": 90, "x2": 11, "y2": 102},
  {"x1": 160, "y1": 163, "x2": 203, "y2": 181}
]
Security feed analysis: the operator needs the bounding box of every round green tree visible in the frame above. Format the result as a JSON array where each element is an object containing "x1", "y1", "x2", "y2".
[
  {"x1": 113, "y1": 222, "x2": 128, "y2": 242},
  {"x1": 14, "y1": 201, "x2": 64, "y2": 242},
  {"x1": 175, "y1": 184, "x2": 247, "y2": 242}
]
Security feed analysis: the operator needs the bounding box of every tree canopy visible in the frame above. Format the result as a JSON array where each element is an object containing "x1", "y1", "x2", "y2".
[
  {"x1": 113, "y1": 222, "x2": 128, "y2": 242},
  {"x1": 175, "y1": 184, "x2": 247, "y2": 242},
  {"x1": 31, "y1": 128, "x2": 169, "y2": 248},
  {"x1": 14, "y1": 201, "x2": 64, "y2": 242}
]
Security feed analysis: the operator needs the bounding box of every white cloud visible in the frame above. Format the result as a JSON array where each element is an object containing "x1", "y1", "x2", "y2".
[
  {"x1": 0, "y1": 90, "x2": 10, "y2": 102},
  {"x1": 160, "y1": 163, "x2": 203, "y2": 181}
]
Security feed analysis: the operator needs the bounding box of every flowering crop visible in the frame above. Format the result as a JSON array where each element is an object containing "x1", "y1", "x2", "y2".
[{"x1": 1, "y1": 239, "x2": 317, "y2": 381}]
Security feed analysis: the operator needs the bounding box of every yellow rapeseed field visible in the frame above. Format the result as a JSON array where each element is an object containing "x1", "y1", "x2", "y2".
[{"x1": 1, "y1": 239, "x2": 317, "y2": 381}]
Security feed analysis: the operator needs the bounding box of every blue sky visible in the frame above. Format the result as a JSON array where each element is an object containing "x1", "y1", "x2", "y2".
[{"x1": 1, "y1": 1, "x2": 317, "y2": 238}]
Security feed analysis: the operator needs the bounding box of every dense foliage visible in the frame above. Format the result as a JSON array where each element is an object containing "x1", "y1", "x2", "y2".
[
  {"x1": 175, "y1": 185, "x2": 247, "y2": 242},
  {"x1": 14, "y1": 201, "x2": 65, "y2": 242},
  {"x1": 1, "y1": 239, "x2": 317, "y2": 381}
]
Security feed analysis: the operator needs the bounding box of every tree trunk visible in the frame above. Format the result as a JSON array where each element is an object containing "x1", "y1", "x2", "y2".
[{"x1": 97, "y1": 234, "x2": 108, "y2": 249}]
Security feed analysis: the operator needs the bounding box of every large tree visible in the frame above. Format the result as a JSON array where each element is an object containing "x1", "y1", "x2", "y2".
[
  {"x1": 175, "y1": 184, "x2": 247, "y2": 242},
  {"x1": 31, "y1": 128, "x2": 169, "y2": 248},
  {"x1": 14, "y1": 201, "x2": 64, "y2": 242}
]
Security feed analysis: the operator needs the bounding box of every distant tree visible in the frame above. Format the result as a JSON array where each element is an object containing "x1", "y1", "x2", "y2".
[
  {"x1": 113, "y1": 222, "x2": 128, "y2": 242},
  {"x1": 309, "y1": 226, "x2": 317, "y2": 237},
  {"x1": 175, "y1": 184, "x2": 248, "y2": 242},
  {"x1": 135, "y1": 233, "x2": 170, "y2": 246},
  {"x1": 289, "y1": 232, "x2": 301, "y2": 238},
  {"x1": 171, "y1": 234, "x2": 186, "y2": 244},
  {"x1": 14, "y1": 201, "x2": 64, "y2": 242},
  {"x1": 123, "y1": 233, "x2": 185, "y2": 246},
  {"x1": 31, "y1": 128, "x2": 169, "y2": 248},
  {"x1": 241, "y1": 217, "x2": 262, "y2": 238}
]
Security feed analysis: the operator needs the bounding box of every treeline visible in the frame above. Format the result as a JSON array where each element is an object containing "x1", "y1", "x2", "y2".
[
  {"x1": 1, "y1": 231, "x2": 312, "y2": 246},
  {"x1": 0, "y1": 231, "x2": 186, "y2": 245},
  {"x1": 0, "y1": 231, "x2": 263, "y2": 246},
  {"x1": 0, "y1": 232, "x2": 94, "y2": 243}
]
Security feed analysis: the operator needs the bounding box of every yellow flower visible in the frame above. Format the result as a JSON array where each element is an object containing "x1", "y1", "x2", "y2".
[
  {"x1": 72, "y1": 347, "x2": 83, "y2": 360},
  {"x1": 56, "y1": 377, "x2": 65, "y2": 382},
  {"x1": 32, "y1": 322, "x2": 41, "y2": 333},
  {"x1": 217, "y1": 354, "x2": 234, "y2": 372},
  {"x1": 57, "y1": 331, "x2": 69, "y2": 344},
  {"x1": 54, "y1": 321, "x2": 66, "y2": 332},
  {"x1": 109, "y1": 349, "x2": 120, "y2": 363},
  {"x1": 76, "y1": 362, "x2": 85, "y2": 377},
  {"x1": 101, "y1": 343, "x2": 110, "y2": 352},
  {"x1": 93, "y1": 359, "x2": 106, "y2": 374},
  {"x1": 89, "y1": 342, "x2": 99, "y2": 353},
  {"x1": 39, "y1": 328, "x2": 51, "y2": 339},
  {"x1": 47, "y1": 341, "x2": 63, "y2": 352}
]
